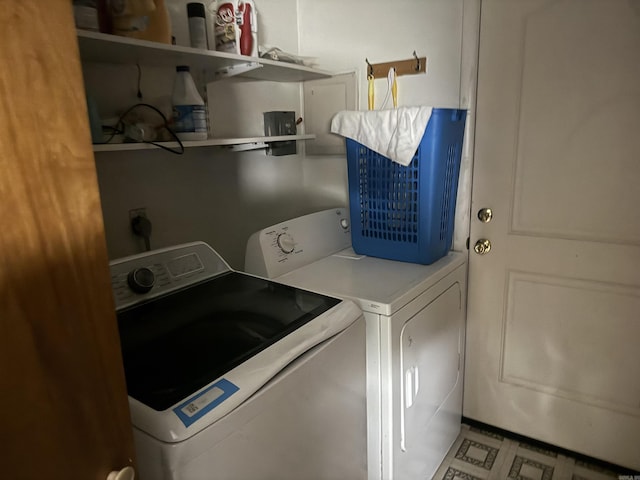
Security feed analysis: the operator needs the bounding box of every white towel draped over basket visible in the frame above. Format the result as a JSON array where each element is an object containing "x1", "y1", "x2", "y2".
[{"x1": 330, "y1": 106, "x2": 433, "y2": 166}]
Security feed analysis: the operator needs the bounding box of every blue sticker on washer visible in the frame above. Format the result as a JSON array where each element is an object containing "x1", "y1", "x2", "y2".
[{"x1": 173, "y1": 378, "x2": 239, "y2": 427}]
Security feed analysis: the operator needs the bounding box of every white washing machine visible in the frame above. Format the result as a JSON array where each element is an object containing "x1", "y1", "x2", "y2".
[
  {"x1": 110, "y1": 241, "x2": 367, "y2": 480},
  {"x1": 245, "y1": 209, "x2": 467, "y2": 480}
]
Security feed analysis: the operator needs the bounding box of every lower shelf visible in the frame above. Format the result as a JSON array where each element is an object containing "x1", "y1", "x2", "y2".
[{"x1": 92, "y1": 134, "x2": 315, "y2": 152}]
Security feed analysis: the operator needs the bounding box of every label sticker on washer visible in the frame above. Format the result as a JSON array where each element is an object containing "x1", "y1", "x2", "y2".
[{"x1": 173, "y1": 378, "x2": 239, "y2": 427}]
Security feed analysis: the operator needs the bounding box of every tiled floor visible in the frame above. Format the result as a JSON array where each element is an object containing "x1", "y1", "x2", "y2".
[{"x1": 432, "y1": 423, "x2": 637, "y2": 480}]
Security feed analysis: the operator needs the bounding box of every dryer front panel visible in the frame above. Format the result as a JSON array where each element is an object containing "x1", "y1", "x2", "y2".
[{"x1": 398, "y1": 282, "x2": 463, "y2": 478}]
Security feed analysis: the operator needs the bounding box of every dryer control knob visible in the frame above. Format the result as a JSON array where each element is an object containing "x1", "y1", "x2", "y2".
[
  {"x1": 127, "y1": 267, "x2": 155, "y2": 294},
  {"x1": 277, "y1": 233, "x2": 296, "y2": 254}
]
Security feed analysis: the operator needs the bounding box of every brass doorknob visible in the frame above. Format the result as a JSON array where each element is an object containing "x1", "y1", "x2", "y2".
[
  {"x1": 474, "y1": 239, "x2": 491, "y2": 255},
  {"x1": 477, "y1": 208, "x2": 493, "y2": 223}
]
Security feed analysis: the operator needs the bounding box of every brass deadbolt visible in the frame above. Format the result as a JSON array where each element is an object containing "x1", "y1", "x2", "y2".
[{"x1": 478, "y1": 208, "x2": 493, "y2": 223}]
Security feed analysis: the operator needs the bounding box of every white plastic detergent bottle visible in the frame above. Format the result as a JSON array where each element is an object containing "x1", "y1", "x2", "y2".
[{"x1": 172, "y1": 65, "x2": 208, "y2": 141}]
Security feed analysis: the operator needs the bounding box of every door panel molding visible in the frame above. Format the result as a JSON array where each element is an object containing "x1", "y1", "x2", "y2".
[
  {"x1": 510, "y1": 0, "x2": 640, "y2": 245},
  {"x1": 500, "y1": 271, "x2": 640, "y2": 416}
]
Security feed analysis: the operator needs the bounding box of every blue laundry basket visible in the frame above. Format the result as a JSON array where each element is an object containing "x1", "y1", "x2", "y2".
[{"x1": 346, "y1": 108, "x2": 467, "y2": 265}]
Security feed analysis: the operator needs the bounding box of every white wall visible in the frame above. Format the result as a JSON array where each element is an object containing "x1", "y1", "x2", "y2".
[
  {"x1": 91, "y1": 0, "x2": 317, "y2": 268},
  {"x1": 89, "y1": 0, "x2": 474, "y2": 268},
  {"x1": 297, "y1": 0, "x2": 477, "y2": 252},
  {"x1": 298, "y1": 0, "x2": 464, "y2": 109}
]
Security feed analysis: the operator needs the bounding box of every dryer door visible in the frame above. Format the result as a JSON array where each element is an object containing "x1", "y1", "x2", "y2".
[{"x1": 399, "y1": 283, "x2": 463, "y2": 478}]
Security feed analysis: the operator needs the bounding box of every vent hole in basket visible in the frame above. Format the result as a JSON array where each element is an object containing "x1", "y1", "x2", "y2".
[{"x1": 440, "y1": 144, "x2": 457, "y2": 241}]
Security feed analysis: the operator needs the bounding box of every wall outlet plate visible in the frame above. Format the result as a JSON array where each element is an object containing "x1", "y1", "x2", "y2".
[{"x1": 129, "y1": 208, "x2": 147, "y2": 221}]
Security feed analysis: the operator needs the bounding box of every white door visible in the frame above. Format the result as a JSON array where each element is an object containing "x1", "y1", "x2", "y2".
[{"x1": 464, "y1": 0, "x2": 640, "y2": 470}]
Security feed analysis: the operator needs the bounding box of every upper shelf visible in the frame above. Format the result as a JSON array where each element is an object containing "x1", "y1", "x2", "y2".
[{"x1": 76, "y1": 30, "x2": 334, "y2": 82}]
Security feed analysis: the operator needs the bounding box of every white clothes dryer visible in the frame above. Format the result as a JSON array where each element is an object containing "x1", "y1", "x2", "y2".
[{"x1": 245, "y1": 208, "x2": 467, "y2": 480}]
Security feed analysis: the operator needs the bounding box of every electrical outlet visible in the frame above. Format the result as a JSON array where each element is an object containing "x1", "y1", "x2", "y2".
[{"x1": 129, "y1": 208, "x2": 147, "y2": 221}]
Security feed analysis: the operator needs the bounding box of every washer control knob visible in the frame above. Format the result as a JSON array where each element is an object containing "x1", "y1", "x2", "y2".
[
  {"x1": 277, "y1": 233, "x2": 296, "y2": 254},
  {"x1": 127, "y1": 267, "x2": 155, "y2": 294}
]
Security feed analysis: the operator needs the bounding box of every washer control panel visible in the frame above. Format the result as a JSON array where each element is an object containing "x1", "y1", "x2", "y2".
[
  {"x1": 110, "y1": 241, "x2": 231, "y2": 310},
  {"x1": 244, "y1": 208, "x2": 352, "y2": 278}
]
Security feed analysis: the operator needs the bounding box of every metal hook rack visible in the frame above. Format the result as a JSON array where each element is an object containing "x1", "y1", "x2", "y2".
[{"x1": 364, "y1": 52, "x2": 427, "y2": 79}]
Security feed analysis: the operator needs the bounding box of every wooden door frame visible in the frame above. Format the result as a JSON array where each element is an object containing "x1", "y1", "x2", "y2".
[{"x1": 0, "y1": 2, "x2": 135, "y2": 478}]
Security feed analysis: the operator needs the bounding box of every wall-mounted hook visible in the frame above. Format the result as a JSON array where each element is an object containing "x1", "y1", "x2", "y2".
[
  {"x1": 366, "y1": 54, "x2": 426, "y2": 78},
  {"x1": 413, "y1": 51, "x2": 421, "y2": 72},
  {"x1": 365, "y1": 58, "x2": 374, "y2": 78}
]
